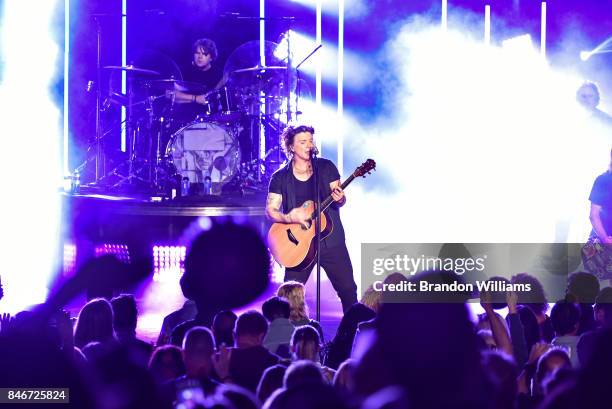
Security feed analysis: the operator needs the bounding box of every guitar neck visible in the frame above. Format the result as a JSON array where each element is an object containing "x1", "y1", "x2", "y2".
[{"x1": 320, "y1": 174, "x2": 356, "y2": 212}]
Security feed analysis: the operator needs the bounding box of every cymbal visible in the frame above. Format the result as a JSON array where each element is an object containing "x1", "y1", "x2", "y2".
[
  {"x1": 147, "y1": 79, "x2": 207, "y2": 93},
  {"x1": 232, "y1": 65, "x2": 287, "y2": 74},
  {"x1": 103, "y1": 65, "x2": 160, "y2": 76}
]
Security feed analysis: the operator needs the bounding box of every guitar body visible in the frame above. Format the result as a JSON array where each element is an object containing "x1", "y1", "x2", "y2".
[{"x1": 268, "y1": 200, "x2": 333, "y2": 271}]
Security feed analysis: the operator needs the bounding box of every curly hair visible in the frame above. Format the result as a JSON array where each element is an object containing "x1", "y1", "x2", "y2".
[
  {"x1": 280, "y1": 124, "x2": 315, "y2": 159},
  {"x1": 277, "y1": 281, "x2": 309, "y2": 322},
  {"x1": 511, "y1": 273, "x2": 548, "y2": 314},
  {"x1": 576, "y1": 81, "x2": 601, "y2": 105},
  {"x1": 192, "y1": 38, "x2": 218, "y2": 61}
]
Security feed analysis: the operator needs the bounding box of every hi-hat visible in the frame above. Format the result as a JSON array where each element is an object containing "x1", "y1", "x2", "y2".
[
  {"x1": 232, "y1": 65, "x2": 287, "y2": 74},
  {"x1": 104, "y1": 65, "x2": 160, "y2": 76}
]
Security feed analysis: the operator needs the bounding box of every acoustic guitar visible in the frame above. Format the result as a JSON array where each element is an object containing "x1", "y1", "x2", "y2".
[{"x1": 268, "y1": 159, "x2": 376, "y2": 271}]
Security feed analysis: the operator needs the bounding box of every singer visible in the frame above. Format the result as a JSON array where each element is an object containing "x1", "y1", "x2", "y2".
[{"x1": 266, "y1": 125, "x2": 358, "y2": 312}]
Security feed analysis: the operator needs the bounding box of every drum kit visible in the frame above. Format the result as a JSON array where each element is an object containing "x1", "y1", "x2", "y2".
[{"x1": 84, "y1": 40, "x2": 299, "y2": 197}]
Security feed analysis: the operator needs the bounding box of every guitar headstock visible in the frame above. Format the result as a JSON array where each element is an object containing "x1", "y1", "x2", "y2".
[{"x1": 353, "y1": 159, "x2": 376, "y2": 178}]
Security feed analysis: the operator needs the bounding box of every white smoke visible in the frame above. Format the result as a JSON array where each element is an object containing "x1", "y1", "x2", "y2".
[{"x1": 337, "y1": 13, "x2": 611, "y2": 286}]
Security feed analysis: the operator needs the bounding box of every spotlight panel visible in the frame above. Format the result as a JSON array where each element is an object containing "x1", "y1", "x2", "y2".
[
  {"x1": 95, "y1": 244, "x2": 131, "y2": 264},
  {"x1": 62, "y1": 242, "x2": 77, "y2": 277},
  {"x1": 153, "y1": 245, "x2": 186, "y2": 282}
]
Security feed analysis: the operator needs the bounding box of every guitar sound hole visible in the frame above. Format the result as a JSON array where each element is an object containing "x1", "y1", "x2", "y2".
[{"x1": 286, "y1": 229, "x2": 299, "y2": 246}]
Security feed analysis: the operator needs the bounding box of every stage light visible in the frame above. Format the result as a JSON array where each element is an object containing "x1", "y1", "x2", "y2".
[
  {"x1": 441, "y1": 0, "x2": 448, "y2": 31},
  {"x1": 274, "y1": 31, "x2": 371, "y2": 90},
  {"x1": 0, "y1": 0, "x2": 63, "y2": 313},
  {"x1": 289, "y1": 0, "x2": 369, "y2": 18},
  {"x1": 577, "y1": 36, "x2": 612, "y2": 63},
  {"x1": 63, "y1": 243, "x2": 77, "y2": 277},
  {"x1": 63, "y1": 0, "x2": 70, "y2": 175},
  {"x1": 580, "y1": 51, "x2": 591, "y2": 61},
  {"x1": 540, "y1": 2, "x2": 547, "y2": 58},
  {"x1": 260, "y1": 0, "x2": 266, "y2": 159},
  {"x1": 484, "y1": 5, "x2": 491, "y2": 45},
  {"x1": 152, "y1": 245, "x2": 186, "y2": 282},
  {"x1": 197, "y1": 216, "x2": 213, "y2": 231},
  {"x1": 95, "y1": 243, "x2": 131, "y2": 263},
  {"x1": 338, "y1": 0, "x2": 345, "y2": 177},
  {"x1": 121, "y1": 0, "x2": 127, "y2": 152}
]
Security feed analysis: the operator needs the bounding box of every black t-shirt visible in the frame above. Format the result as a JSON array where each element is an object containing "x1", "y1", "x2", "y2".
[
  {"x1": 182, "y1": 63, "x2": 224, "y2": 92},
  {"x1": 229, "y1": 345, "x2": 280, "y2": 392},
  {"x1": 589, "y1": 170, "x2": 612, "y2": 235},
  {"x1": 269, "y1": 158, "x2": 346, "y2": 247},
  {"x1": 293, "y1": 173, "x2": 316, "y2": 211},
  {"x1": 174, "y1": 63, "x2": 224, "y2": 123}
]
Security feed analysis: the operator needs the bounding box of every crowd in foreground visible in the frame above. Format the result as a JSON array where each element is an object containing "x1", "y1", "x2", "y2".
[{"x1": 1, "y1": 221, "x2": 611, "y2": 409}]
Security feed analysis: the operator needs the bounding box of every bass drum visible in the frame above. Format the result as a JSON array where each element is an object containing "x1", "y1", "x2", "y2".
[{"x1": 166, "y1": 121, "x2": 241, "y2": 194}]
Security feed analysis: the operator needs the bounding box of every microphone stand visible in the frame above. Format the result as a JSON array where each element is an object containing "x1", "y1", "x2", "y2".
[
  {"x1": 312, "y1": 150, "x2": 322, "y2": 322},
  {"x1": 294, "y1": 44, "x2": 322, "y2": 121},
  {"x1": 285, "y1": 27, "x2": 292, "y2": 125}
]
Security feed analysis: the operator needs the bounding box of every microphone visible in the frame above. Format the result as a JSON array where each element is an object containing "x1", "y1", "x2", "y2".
[{"x1": 309, "y1": 146, "x2": 319, "y2": 157}]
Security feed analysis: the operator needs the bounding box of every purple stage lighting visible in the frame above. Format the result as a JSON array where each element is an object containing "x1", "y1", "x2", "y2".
[
  {"x1": 153, "y1": 245, "x2": 186, "y2": 282},
  {"x1": 94, "y1": 244, "x2": 131, "y2": 264},
  {"x1": 63, "y1": 243, "x2": 77, "y2": 277}
]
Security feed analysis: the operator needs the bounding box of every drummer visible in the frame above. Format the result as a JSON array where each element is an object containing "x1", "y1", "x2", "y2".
[{"x1": 170, "y1": 38, "x2": 226, "y2": 105}]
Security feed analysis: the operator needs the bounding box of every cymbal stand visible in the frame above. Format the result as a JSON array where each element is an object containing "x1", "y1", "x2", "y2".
[
  {"x1": 153, "y1": 98, "x2": 167, "y2": 191},
  {"x1": 94, "y1": 16, "x2": 105, "y2": 181},
  {"x1": 111, "y1": 75, "x2": 150, "y2": 189}
]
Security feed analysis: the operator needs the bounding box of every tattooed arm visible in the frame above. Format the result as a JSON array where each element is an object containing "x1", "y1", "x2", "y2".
[
  {"x1": 265, "y1": 193, "x2": 310, "y2": 225},
  {"x1": 266, "y1": 193, "x2": 290, "y2": 223}
]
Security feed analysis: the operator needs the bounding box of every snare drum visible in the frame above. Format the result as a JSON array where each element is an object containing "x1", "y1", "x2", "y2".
[
  {"x1": 204, "y1": 86, "x2": 243, "y2": 121},
  {"x1": 166, "y1": 120, "x2": 241, "y2": 194}
]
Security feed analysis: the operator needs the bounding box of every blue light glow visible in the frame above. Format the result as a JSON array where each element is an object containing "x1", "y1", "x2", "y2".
[
  {"x1": 63, "y1": 0, "x2": 70, "y2": 175},
  {"x1": 541, "y1": 2, "x2": 547, "y2": 58},
  {"x1": 0, "y1": 0, "x2": 63, "y2": 313},
  {"x1": 337, "y1": 0, "x2": 344, "y2": 177},
  {"x1": 121, "y1": 0, "x2": 127, "y2": 152}
]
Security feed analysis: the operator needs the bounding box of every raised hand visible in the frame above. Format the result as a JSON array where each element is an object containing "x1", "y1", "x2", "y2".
[
  {"x1": 527, "y1": 342, "x2": 550, "y2": 364},
  {"x1": 506, "y1": 291, "x2": 518, "y2": 314},
  {"x1": 480, "y1": 290, "x2": 493, "y2": 312},
  {"x1": 0, "y1": 313, "x2": 13, "y2": 333},
  {"x1": 212, "y1": 344, "x2": 233, "y2": 382}
]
